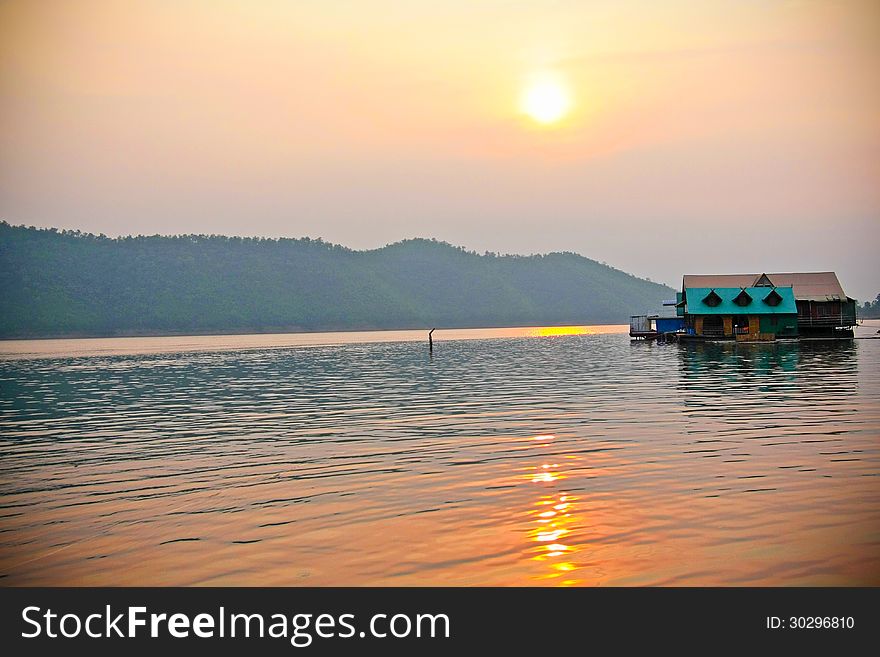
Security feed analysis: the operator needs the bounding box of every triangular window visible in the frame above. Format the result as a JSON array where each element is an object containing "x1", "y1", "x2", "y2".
[
  {"x1": 702, "y1": 290, "x2": 722, "y2": 307},
  {"x1": 733, "y1": 289, "x2": 752, "y2": 307},
  {"x1": 755, "y1": 273, "x2": 774, "y2": 287},
  {"x1": 763, "y1": 288, "x2": 783, "y2": 307}
]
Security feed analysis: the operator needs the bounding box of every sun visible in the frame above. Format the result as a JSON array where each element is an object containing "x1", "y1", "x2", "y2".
[{"x1": 520, "y1": 77, "x2": 572, "y2": 125}]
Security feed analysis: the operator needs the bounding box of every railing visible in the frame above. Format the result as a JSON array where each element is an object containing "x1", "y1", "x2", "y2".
[{"x1": 797, "y1": 314, "x2": 856, "y2": 327}]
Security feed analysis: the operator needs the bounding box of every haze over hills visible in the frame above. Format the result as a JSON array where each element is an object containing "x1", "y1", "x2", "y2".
[{"x1": 0, "y1": 222, "x2": 674, "y2": 338}]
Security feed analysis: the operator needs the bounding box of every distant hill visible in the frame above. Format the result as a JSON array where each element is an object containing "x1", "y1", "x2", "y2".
[{"x1": 0, "y1": 222, "x2": 674, "y2": 338}]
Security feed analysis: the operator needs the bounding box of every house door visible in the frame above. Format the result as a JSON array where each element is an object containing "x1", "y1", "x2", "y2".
[{"x1": 702, "y1": 316, "x2": 724, "y2": 337}]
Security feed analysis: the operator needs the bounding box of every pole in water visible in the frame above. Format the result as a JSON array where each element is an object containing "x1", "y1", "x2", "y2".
[{"x1": 429, "y1": 328, "x2": 436, "y2": 353}]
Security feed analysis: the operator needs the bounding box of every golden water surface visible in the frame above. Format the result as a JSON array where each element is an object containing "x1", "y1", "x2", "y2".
[{"x1": 1, "y1": 323, "x2": 878, "y2": 585}]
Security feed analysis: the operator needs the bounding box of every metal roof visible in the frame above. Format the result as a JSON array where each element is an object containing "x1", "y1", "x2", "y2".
[
  {"x1": 681, "y1": 272, "x2": 848, "y2": 301},
  {"x1": 684, "y1": 287, "x2": 798, "y2": 315}
]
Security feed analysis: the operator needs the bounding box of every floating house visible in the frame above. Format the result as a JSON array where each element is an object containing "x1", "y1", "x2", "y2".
[
  {"x1": 679, "y1": 285, "x2": 798, "y2": 340},
  {"x1": 682, "y1": 272, "x2": 856, "y2": 338},
  {"x1": 630, "y1": 271, "x2": 856, "y2": 341}
]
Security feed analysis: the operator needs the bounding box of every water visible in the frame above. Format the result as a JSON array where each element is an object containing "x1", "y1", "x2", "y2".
[{"x1": 1, "y1": 323, "x2": 878, "y2": 586}]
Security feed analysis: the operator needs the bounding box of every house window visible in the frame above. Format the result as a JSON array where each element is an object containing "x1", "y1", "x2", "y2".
[
  {"x1": 702, "y1": 290, "x2": 722, "y2": 307},
  {"x1": 763, "y1": 289, "x2": 783, "y2": 307},
  {"x1": 733, "y1": 289, "x2": 752, "y2": 307}
]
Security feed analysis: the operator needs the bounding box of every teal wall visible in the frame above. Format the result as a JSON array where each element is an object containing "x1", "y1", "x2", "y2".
[{"x1": 759, "y1": 315, "x2": 798, "y2": 336}]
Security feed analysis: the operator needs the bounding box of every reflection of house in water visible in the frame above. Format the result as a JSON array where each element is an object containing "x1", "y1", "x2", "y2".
[
  {"x1": 677, "y1": 341, "x2": 801, "y2": 380},
  {"x1": 631, "y1": 272, "x2": 857, "y2": 341},
  {"x1": 673, "y1": 340, "x2": 861, "y2": 509},
  {"x1": 676, "y1": 339, "x2": 857, "y2": 386},
  {"x1": 675, "y1": 340, "x2": 859, "y2": 454}
]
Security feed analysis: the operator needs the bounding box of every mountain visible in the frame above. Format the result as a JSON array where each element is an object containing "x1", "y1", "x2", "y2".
[{"x1": 0, "y1": 222, "x2": 674, "y2": 338}]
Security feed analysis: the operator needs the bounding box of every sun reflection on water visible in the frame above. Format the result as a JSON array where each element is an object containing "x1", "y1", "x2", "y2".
[
  {"x1": 531, "y1": 326, "x2": 595, "y2": 337},
  {"x1": 523, "y1": 433, "x2": 586, "y2": 586}
]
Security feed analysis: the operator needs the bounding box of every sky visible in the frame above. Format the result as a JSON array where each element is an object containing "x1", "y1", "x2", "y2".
[{"x1": 1, "y1": 0, "x2": 878, "y2": 300}]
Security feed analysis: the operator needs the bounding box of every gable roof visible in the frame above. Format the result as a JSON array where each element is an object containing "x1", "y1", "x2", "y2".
[
  {"x1": 682, "y1": 272, "x2": 848, "y2": 301},
  {"x1": 684, "y1": 287, "x2": 798, "y2": 315},
  {"x1": 733, "y1": 288, "x2": 753, "y2": 306}
]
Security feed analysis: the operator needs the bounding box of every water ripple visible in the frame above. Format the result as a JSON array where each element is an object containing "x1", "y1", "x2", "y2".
[{"x1": 1, "y1": 325, "x2": 879, "y2": 585}]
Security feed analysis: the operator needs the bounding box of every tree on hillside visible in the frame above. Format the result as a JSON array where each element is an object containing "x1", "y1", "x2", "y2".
[
  {"x1": 860, "y1": 294, "x2": 880, "y2": 319},
  {"x1": 0, "y1": 221, "x2": 675, "y2": 338}
]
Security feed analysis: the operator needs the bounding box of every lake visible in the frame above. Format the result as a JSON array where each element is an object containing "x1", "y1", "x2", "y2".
[{"x1": 1, "y1": 322, "x2": 879, "y2": 586}]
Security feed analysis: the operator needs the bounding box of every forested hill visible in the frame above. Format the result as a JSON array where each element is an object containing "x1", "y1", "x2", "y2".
[{"x1": 0, "y1": 222, "x2": 674, "y2": 338}]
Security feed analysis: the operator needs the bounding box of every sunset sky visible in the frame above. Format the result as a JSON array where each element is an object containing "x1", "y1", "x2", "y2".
[{"x1": 1, "y1": 0, "x2": 878, "y2": 299}]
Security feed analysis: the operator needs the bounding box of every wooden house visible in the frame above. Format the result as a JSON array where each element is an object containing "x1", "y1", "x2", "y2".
[
  {"x1": 681, "y1": 286, "x2": 799, "y2": 341},
  {"x1": 681, "y1": 272, "x2": 856, "y2": 338}
]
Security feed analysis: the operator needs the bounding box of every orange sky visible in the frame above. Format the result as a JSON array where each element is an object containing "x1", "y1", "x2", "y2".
[{"x1": 1, "y1": 1, "x2": 878, "y2": 298}]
